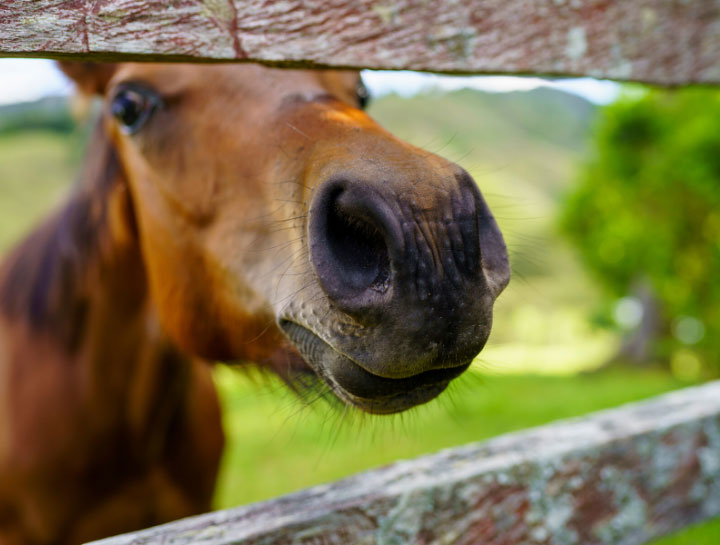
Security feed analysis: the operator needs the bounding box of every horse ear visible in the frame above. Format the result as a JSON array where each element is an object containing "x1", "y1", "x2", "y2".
[{"x1": 57, "y1": 62, "x2": 117, "y2": 96}]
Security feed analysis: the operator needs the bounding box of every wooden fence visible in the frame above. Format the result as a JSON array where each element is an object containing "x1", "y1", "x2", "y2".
[
  {"x1": 1, "y1": 1, "x2": 719, "y2": 84},
  {"x1": 2, "y1": 1, "x2": 719, "y2": 544},
  {"x1": 91, "y1": 381, "x2": 720, "y2": 545}
]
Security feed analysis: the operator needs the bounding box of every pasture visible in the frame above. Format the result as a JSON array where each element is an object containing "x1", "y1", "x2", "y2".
[{"x1": 0, "y1": 87, "x2": 717, "y2": 543}]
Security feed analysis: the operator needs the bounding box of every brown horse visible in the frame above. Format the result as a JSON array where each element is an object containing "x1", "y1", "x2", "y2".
[{"x1": 0, "y1": 62, "x2": 509, "y2": 544}]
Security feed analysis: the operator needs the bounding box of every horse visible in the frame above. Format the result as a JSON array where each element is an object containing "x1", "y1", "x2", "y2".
[{"x1": 0, "y1": 62, "x2": 510, "y2": 544}]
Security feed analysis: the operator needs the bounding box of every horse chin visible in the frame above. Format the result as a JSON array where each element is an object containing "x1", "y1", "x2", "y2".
[{"x1": 279, "y1": 321, "x2": 470, "y2": 415}]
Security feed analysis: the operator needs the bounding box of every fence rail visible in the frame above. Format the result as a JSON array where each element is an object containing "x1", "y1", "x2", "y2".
[
  {"x1": 90, "y1": 381, "x2": 720, "y2": 545},
  {"x1": 1, "y1": 0, "x2": 719, "y2": 85}
]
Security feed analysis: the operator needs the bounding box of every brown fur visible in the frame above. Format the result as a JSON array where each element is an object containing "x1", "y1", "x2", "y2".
[{"x1": 0, "y1": 118, "x2": 223, "y2": 544}]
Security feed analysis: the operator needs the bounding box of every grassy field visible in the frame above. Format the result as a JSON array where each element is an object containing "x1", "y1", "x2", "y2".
[
  {"x1": 1, "y1": 90, "x2": 718, "y2": 542},
  {"x1": 213, "y1": 366, "x2": 696, "y2": 505},
  {"x1": 0, "y1": 131, "x2": 80, "y2": 252}
]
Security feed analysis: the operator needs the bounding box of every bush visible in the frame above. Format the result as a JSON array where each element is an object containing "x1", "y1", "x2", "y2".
[{"x1": 560, "y1": 88, "x2": 720, "y2": 374}]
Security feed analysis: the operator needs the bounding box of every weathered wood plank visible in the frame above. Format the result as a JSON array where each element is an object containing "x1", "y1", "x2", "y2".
[
  {"x1": 1, "y1": 1, "x2": 719, "y2": 85},
  {"x1": 91, "y1": 381, "x2": 720, "y2": 545}
]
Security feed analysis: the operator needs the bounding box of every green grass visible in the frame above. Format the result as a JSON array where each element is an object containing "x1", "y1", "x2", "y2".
[
  {"x1": 0, "y1": 131, "x2": 79, "y2": 252},
  {"x1": 654, "y1": 518, "x2": 720, "y2": 545},
  {"x1": 212, "y1": 367, "x2": 690, "y2": 505},
  {"x1": 213, "y1": 366, "x2": 719, "y2": 544}
]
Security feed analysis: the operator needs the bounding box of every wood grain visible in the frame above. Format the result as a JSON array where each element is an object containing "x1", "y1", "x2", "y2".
[
  {"x1": 90, "y1": 381, "x2": 720, "y2": 545},
  {"x1": 1, "y1": 1, "x2": 719, "y2": 84}
]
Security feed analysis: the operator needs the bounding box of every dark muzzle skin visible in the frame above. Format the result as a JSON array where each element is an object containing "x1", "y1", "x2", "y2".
[
  {"x1": 282, "y1": 321, "x2": 471, "y2": 414},
  {"x1": 279, "y1": 148, "x2": 509, "y2": 413}
]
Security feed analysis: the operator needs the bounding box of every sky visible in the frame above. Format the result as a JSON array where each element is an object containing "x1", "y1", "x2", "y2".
[{"x1": 0, "y1": 58, "x2": 621, "y2": 106}]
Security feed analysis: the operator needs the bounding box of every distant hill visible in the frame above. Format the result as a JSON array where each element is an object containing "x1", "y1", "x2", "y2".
[
  {"x1": 0, "y1": 95, "x2": 74, "y2": 135},
  {"x1": 368, "y1": 86, "x2": 596, "y2": 203},
  {"x1": 472, "y1": 87, "x2": 595, "y2": 151}
]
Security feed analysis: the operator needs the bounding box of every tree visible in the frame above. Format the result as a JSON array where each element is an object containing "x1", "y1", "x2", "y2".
[{"x1": 560, "y1": 88, "x2": 720, "y2": 376}]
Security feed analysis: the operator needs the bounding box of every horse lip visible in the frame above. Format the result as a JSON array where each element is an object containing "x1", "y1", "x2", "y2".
[
  {"x1": 331, "y1": 380, "x2": 451, "y2": 415},
  {"x1": 279, "y1": 320, "x2": 470, "y2": 414}
]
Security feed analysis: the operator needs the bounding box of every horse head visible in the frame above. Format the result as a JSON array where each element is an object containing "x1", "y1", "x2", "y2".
[{"x1": 61, "y1": 62, "x2": 510, "y2": 414}]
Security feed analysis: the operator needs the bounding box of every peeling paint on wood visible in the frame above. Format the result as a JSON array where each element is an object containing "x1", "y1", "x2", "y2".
[
  {"x1": 89, "y1": 381, "x2": 720, "y2": 545},
  {"x1": 0, "y1": 0, "x2": 719, "y2": 84}
]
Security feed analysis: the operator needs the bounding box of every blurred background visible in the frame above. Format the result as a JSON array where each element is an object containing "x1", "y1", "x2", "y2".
[{"x1": 1, "y1": 59, "x2": 718, "y2": 543}]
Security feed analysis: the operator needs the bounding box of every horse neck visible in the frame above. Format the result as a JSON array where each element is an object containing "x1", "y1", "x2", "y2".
[{"x1": 0, "y1": 122, "x2": 191, "y2": 425}]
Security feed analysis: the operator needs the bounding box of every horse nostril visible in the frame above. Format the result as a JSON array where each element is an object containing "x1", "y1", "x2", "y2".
[
  {"x1": 309, "y1": 181, "x2": 396, "y2": 313},
  {"x1": 326, "y1": 198, "x2": 391, "y2": 293}
]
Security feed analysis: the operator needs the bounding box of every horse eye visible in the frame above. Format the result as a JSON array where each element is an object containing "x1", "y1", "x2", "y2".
[
  {"x1": 110, "y1": 85, "x2": 160, "y2": 134},
  {"x1": 356, "y1": 80, "x2": 371, "y2": 110}
]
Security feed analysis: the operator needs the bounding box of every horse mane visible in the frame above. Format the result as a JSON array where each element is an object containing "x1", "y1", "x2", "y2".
[{"x1": 0, "y1": 118, "x2": 123, "y2": 352}]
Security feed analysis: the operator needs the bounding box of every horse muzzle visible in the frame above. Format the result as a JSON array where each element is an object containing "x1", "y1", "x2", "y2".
[{"x1": 276, "y1": 165, "x2": 509, "y2": 414}]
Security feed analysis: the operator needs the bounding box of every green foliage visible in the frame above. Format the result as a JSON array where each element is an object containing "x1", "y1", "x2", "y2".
[{"x1": 560, "y1": 88, "x2": 720, "y2": 372}]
